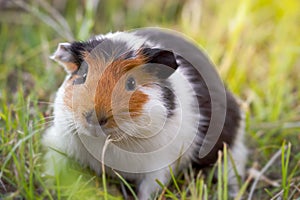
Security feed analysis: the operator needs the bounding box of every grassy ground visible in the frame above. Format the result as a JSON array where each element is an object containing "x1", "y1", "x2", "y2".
[{"x1": 0, "y1": 0, "x2": 299, "y2": 199}]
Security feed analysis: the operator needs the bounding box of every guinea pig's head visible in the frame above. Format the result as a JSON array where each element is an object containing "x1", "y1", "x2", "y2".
[{"x1": 51, "y1": 32, "x2": 179, "y2": 142}]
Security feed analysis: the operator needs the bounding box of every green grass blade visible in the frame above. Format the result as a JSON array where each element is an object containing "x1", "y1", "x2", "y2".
[
  {"x1": 113, "y1": 170, "x2": 138, "y2": 200},
  {"x1": 169, "y1": 165, "x2": 181, "y2": 195}
]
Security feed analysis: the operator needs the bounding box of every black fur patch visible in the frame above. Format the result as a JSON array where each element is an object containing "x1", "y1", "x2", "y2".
[
  {"x1": 122, "y1": 50, "x2": 136, "y2": 60},
  {"x1": 141, "y1": 48, "x2": 178, "y2": 79},
  {"x1": 69, "y1": 37, "x2": 105, "y2": 66},
  {"x1": 72, "y1": 61, "x2": 88, "y2": 85},
  {"x1": 160, "y1": 81, "x2": 176, "y2": 118},
  {"x1": 175, "y1": 55, "x2": 241, "y2": 168}
]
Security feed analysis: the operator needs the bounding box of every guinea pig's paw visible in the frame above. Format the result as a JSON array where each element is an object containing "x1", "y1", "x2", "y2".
[
  {"x1": 137, "y1": 168, "x2": 173, "y2": 200},
  {"x1": 138, "y1": 181, "x2": 159, "y2": 200}
]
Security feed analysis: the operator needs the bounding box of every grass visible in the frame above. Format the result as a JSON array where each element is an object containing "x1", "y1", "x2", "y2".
[{"x1": 0, "y1": 0, "x2": 300, "y2": 199}]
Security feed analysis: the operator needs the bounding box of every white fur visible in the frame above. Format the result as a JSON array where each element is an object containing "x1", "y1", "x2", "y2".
[
  {"x1": 103, "y1": 31, "x2": 150, "y2": 50},
  {"x1": 226, "y1": 114, "x2": 248, "y2": 197}
]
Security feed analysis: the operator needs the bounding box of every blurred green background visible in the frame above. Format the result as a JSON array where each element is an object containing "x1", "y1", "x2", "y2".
[{"x1": 0, "y1": 0, "x2": 299, "y2": 199}]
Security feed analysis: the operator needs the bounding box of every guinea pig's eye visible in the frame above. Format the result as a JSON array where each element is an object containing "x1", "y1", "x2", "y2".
[
  {"x1": 73, "y1": 62, "x2": 88, "y2": 85},
  {"x1": 73, "y1": 73, "x2": 87, "y2": 85},
  {"x1": 125, "y1": 77, "x2": 136, "y2": 91}
]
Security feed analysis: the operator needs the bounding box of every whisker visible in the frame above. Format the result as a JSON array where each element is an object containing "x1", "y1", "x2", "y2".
[
  {"x1": 110, "y1": 127, "x2": 147, "y2": 151},
  {"x1": 34, "y1": 116, "x2": 55, "y2": 124},
  {"x1": 33, "y1": 121, "x2": 54, "y2": 129},
  {"x1": 36, "y1": 101, "x2": 55, "y2": 105},
  {"x1": 36, "y1": 100, "x2": 69, "y2": 107}
]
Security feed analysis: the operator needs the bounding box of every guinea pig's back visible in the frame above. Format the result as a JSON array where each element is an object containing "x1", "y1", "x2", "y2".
[{"x1": 134, "y1": 28, "x2": 244, "y2": 168}]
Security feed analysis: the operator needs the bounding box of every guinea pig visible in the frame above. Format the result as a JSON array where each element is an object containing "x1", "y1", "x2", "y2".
[{"x1": 42, "y1": 27, "x2": 247, "y2": 199}]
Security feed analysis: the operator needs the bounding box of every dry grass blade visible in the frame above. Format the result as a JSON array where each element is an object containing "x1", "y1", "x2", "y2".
[{"x1": 248, "y1": 147, "x2": 284, "y2": 200}]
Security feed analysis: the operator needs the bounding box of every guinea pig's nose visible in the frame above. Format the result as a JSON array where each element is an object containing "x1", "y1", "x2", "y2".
[
  {"x1": 98, "y1": 117, "x2": 108, "y2": 126},
  {"x1": 85, "y1": 111, "x2": 108, "y2": 127},
  {"x1": 85, "y1": 111, "x2": 96, "y2": 125}
]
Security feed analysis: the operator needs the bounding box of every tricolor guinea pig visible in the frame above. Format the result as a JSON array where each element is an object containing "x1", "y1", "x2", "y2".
[{"x1": 43, "y1": 28, "x2": 247, "y2": 199}]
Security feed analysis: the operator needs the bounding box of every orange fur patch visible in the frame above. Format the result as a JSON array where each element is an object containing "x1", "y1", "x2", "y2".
[
  {"x1": 63, "y1": 74, "x2": 80, "y2": 109},
  {"x1": 94, "y1": 56, "x2": 149, "y2": 124},
  {"x1": 64, "y1": 62, "x2": 78, "y2": 73},
  {"x1": 128, "y1": 90, "x2": 149, "y2": 118}
]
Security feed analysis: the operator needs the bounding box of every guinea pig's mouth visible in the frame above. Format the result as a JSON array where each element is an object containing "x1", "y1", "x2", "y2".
[
  {"x1": 79, "y1": 124, "x2": 106, "y2": 137},
  {"x1": 81, "y1": 120, "x2": 121, "y2": 139},
  {"x1": 79, "y1": 110, "x2": 157, "y2": 140}
]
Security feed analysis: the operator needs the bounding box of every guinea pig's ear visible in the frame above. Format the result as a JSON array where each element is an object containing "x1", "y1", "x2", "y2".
[
  {"x1": 50, "y1": 42, "x2": 78, "y2": 74},
  {"x1": 141, "y1": 48, "x2": 178, "y2": 79}
]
